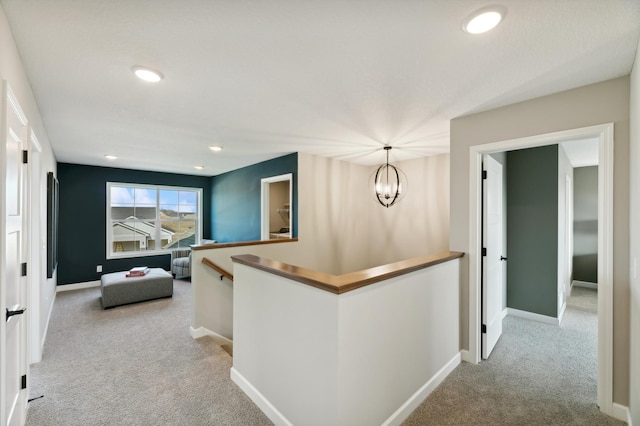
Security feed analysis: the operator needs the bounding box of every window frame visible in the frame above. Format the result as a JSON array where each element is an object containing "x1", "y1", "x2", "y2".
[{"x1": 106, "y1": 182, "x2": 203, "y2": 259}]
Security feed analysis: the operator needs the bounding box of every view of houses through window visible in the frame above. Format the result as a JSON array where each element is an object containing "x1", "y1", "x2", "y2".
[{"x1": 107, "y1": 183, "x2": 201, "y2": 258}]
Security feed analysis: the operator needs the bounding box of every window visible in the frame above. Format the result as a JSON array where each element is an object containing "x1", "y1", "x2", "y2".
[{"x1": 107, "y1": 183, "x2": 202, "y2": 258}]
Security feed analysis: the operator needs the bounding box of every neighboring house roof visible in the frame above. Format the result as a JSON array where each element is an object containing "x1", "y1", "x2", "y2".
[
  {"x1": 166, "y1": 233, "x2": 196, "y2": 249},
  {"x1": 113, "y1": 216, "x2": 174, "y2": 238}
]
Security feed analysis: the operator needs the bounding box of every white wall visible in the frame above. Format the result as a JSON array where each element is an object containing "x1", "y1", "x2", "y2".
[
  {"x1": 450, "y1": 76, "x2": 631, "y2": 404},
  {"x1": 231, "y1": 264, "x2": 340, "y2": 426},
  {"x1": 231, "y1": 258, "x2": 461, "y2": 426},
  {"x1": 0, "y1": 4, "x2": 57, "y2": 364},
  {"x1": 298, "y1": 153, "x2": 372, "y2": 274},
  {"x1": 628, "y1": 37, "x2": 640, "y2": 426},
  {"x1": 367, "y1": 154, "x2": 450, "y2": 267}
]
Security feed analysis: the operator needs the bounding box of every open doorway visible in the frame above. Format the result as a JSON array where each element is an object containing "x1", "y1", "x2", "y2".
[
  {"x1": 468, "y1": 123, "x2": 615, "y2": 417},
  {"x1": 260, "y1": 173, "x2": 292, "y2": 240}
]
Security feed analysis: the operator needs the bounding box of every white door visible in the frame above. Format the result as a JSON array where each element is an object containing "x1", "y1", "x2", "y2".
[
  {"x1": 482, "y1": 155, "x2": 504, "y2": 359},
  {"x1": 1, "y1": 84, "x2": 28, "y2": 426}
]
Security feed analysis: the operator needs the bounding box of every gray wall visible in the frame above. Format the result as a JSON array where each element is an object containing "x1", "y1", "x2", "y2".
[
  {"x1": 506, "y1": 146, "x2": 559, "y2": 317},
  {"x1": 573, "y1": 166, "x2": 598, "y2": 283},
  {"x1": 450, "y1": 76, "x2": 630, "y2": 404}
]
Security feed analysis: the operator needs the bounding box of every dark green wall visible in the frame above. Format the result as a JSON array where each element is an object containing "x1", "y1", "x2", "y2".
[
  {"x1": 210, "y1": 153, "x2": 298, "y2": 242},
  {"x1": 57, "y1": 163, "x2": 212, "y2": 285},
  {"x1": 506, "y1": 145, "x2": 558, "y2": 317}
]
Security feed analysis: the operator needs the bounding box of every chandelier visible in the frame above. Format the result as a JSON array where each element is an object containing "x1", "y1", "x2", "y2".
[{"x1": 371, "y1": 146, "x2": 407, "y2": 208}]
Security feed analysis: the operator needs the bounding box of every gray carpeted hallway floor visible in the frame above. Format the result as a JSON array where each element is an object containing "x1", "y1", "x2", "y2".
[
  {"x1": 404, "y1": 286, "x2": 624, "y2": 426},
  {"x1": 27, "y1": 282, "x2": 623, "y2": 425}
]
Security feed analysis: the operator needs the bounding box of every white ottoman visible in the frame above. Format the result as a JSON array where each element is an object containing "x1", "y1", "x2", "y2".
[{"x1": 100, "y1": 268, "x2": 173, "y2": 309}]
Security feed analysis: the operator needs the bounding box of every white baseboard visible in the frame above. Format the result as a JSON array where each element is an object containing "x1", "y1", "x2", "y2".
[
  {"x1": 501, "y1": 308, "x2": 508, "y2": 320},
  {"x1": 611, "y1": 402, "x2": 630, "y2": 423},
  {"x1": 56, "y1": 280, "x2": 100, "y2": 292},
  {"x1": 231, "y1": 367, "x2": 293, "y2": 426},
  {"x1": 231, "y1": 352, "x2": 461, "y2": 426},
  {"x1": 573, "y1": 280, "x2": 598, "y2": 290},
  {"x1": 189, "y1": 326, "x2": 233, "y2": 346},
  {"x1": 506, "y1": 308, "x2": 559, "y2": 326},
  {"x1": 460, "y1": 349, "x2": 473, "y2": 363},
  {"x1": 558, "y1": 302, "x2": 567, "y2": 324},
  {"x1": 40, "y1": 290, "x2": 56, "y2": 354},
  {"x1": 382, "y1": 352, "x2": 461, "y2": 426}
]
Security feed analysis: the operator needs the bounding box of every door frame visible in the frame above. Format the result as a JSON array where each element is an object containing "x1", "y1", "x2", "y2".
[
  {"x1": 467, "y1": 123, "x2": 614, "y2": 416},
  {"x1": 260, "y1": 173, "x2": 292, "y2": 240},
  {"x1": 481, "y1": 154, "x2": 504, "y2": 359},
  {"x1": 1, "y1": 81, "x2": 29, "y2": 426}
]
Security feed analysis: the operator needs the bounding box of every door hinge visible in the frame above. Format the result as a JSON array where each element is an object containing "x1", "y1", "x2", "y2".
[
  {"x1": 22, "y1": 150, "x2": 28, "y2": 164},
  {"x1": 481, "y1": 324, "x2": 487, "y2": 334},
  {"x1": 482, "y1": 247, "x2": 487, "y2": 256},
  {"x1": 21, "y1": 375, "x2": 27, "y2": 390},
  {"x1": 21, "y1": 262, "x2": 27, "y2": 277},
  {"x1": 482, "y1": 170, "x2": 487, "y2": 179}
]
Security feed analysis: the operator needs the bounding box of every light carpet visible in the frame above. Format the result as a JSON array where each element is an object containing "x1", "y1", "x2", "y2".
[
  {"x1": 27, "y1": 282, "x2": 623, "y2": 425},
  {"x1": 403, "y1": 286, "x2": 624, "y2": 426},
  {"x1": 26, "y1": 280, "x2": 271, "y2": 426}
]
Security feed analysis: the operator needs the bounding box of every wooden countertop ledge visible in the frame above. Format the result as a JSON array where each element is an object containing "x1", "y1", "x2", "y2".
[
  {"x1": 231, "y1": 251, "x2": 464, "y2": 294},
  {"x1": 192, "y1": 238, "x2": 298, "y2": 251}
]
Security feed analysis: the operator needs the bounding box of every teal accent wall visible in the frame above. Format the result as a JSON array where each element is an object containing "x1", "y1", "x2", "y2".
[
  {"x1": 57, "y1": 163, "x2": 212, "y2": 285},
  {"x1": 506, "y1": 145, "x2": 558, "y2": 317},
  {"x1": 211, "y1": 153, "x2": 298, "y2": 242}
]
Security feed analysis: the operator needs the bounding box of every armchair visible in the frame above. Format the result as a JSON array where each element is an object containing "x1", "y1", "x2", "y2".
[
  {"x1": 171, "y1": 249, "x2": 191, "y2": 278},
  {"x1": 170, "y1": 239, "x2": 216, "y2": 279}
]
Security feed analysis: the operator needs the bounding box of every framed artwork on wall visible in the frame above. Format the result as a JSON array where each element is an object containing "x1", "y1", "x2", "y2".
[{"x1": 47, "y1": 171, "x2": 59, "y2": 278}]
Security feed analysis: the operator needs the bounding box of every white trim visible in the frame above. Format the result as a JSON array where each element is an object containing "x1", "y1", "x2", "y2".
[
  {"x1": 573, "y1": 280, "x2": 598, "y2": 290},
  {"x1": 501, "y1": 308, "x2": 508, "y2": 320},
  {"x1": 231, "y1": 367, "x2": 293, "y2": 426},
  {"x1": 6, "y1": 85, "x2": 28, "y2": 126},
  {"x1": 39, "y1": 291, "x2": 55, "y2": 357},
  {"x1": 611, "y1": 403, "x2": 630, "y2": 423},
  {"x1": 460, "y1": 349, "x2": 473, "y2": 363},
  {"x1": 232, "y1": 351, "x2": 461, "y2": 426},
  {"x1": 506, "y1": 308, "x2": 559, "y2": 326},
  {"x1": 468, "y1": 123, "x2": 614, "y2": 416},
  {"x1": 558, "y1": 301, "x2": 567, "y2": 324},
  {"x1": 189, "y1": 326, "x2": 233, "y2": 346},
  {"x1": 597, "y1": 123, "x2": 614, "y2": 417},
  {"x1": 106, "y1": 182, "x2": 203, "y2": 260},
  {"x1": 56, "y1": 280, "x2": 100, "y2": 292},
  {"x1": 381, "y1": 352, "x2": 461, "y2": 426},
  {"x1": 260, "y1": 173, "x2": 293, "y2": 241}
]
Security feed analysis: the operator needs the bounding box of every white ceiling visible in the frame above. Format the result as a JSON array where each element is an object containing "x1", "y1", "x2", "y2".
[
  {"x1": 1, "y1": 0, "x2": 639, "y2": 176},
  {"x1": 561, "y1": 138, "x2": 599, "y2": 168}
]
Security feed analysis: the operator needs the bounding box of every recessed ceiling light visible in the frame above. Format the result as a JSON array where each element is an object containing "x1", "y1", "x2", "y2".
[
  {"x1": 462, "y1": 6, "x2": 505, "y2": 34},
  {"x1": 132, "y1": 66, "x2": 164, "y2": 82},
  {"x1": 209, "y1": 145, "x2": 223, "y2": 152},
  {"x1": 104, "y1": 154, "x2": 118, "y2": 160},
  {"x1": 194, "y1": 165, "x2": 204, "y2": 170}
]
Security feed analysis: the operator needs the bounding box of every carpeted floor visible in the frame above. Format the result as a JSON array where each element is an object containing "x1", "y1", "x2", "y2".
[
  {"x1": 26, "y1": 280, "x2": 271, "y2": 426},
  {"x1": 27, "y1": 282, "x2": 623, "y2": 425},
  {"x1": 403, "y1": 286, "x2": 624, "y2": 426}
]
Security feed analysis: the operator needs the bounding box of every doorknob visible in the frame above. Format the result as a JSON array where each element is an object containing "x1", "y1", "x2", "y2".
[
  {"x1": 6, "y1": 307, "x2": 26, "y2": 321},
  {"x1": 500, "y1": 256, "x2": 507, "y2": 261}
]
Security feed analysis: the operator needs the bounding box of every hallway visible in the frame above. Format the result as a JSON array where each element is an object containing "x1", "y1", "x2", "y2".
[{"x1": 404, "y1": 287, "x2": 623, "y2": 425}]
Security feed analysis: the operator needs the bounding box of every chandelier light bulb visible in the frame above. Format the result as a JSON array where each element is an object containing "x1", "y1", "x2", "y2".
[{"x1": 370, "y1": 146, "x2": 408, "y2": 208}]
